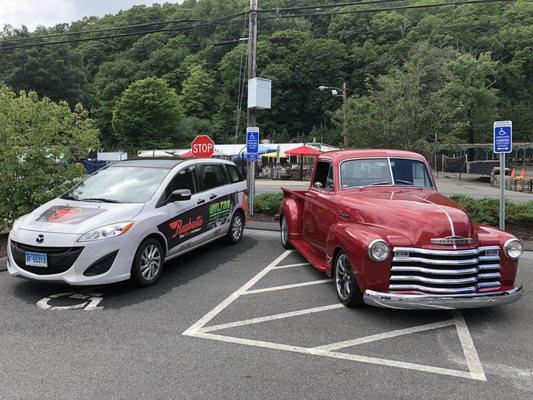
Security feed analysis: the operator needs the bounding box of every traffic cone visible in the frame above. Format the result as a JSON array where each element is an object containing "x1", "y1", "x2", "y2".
[
  {"x1": 520, "y1": 168, "x2": 526, "y2": 179},
  {"x1": 510, "y1": 168, "x2": 516, "y2": 178}
]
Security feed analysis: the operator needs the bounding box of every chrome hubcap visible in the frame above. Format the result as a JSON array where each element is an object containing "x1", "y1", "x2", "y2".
[
  {"x1": 140, "y1": 244, "x2": 161, "y2": 280},
  {"x1": 232, "y1": 215, "x2": 243, "y2": 240},
  {"x1": 335, "y1": 254, "x2": 352, "y2": 300},
  {"x1": 281, "y1": 218, "x2": 288, "y2": 245}
]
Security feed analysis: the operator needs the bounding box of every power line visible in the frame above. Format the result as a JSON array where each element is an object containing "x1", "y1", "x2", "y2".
[
  {"x1": 259, "y1": 0, "x2": 519, "y2": 19},
  {"x1": 0, "y1": 18, "x2": 245, "y2": 51},
  {"x1": 0, "y1": 11, "x2": 248, "y2": 44}
]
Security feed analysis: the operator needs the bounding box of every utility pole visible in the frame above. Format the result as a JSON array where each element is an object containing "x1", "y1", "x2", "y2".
[
  {"x1": 246, "y1": 0, "x2": 258, "y2": 216},
  {"x1": 342, "y1": 81, "x2": 348, "y2": 148}
]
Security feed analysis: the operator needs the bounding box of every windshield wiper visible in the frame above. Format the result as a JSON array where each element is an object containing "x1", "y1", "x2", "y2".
[
  {"x1": 358, "y1": 181, "x2": 392, "y2": 190},
  {"x1": 61, "y1": 194, "x2": 77, "y2": 200},
  {"x1": 80, "y1": 197, "x2": 121, "y2": 203},
  {"x1": 394, "y1": 179, "x2": 425, "y2": 189}
]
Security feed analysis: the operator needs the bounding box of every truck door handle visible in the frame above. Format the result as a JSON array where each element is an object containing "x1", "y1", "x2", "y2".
[
  {"x1": 339, "y1": 210, "x2": 350, "y2": 218},
  {"x1": 197, "y1": 199, "x2": 206, "y2": 205},
  {"x1": 209, "y1": 194, "x2": 217, "y2": 200}
]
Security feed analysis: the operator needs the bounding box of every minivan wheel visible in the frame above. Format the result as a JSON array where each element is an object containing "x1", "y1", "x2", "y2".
[
  {"x1": 226, "y1": 211, "x2": 244, "y2": 244},
  {"x1": 131, "y1": 238, "x2": 164, "y2": 286},
  {"x1": 334, "y1": 251, "x2": 364, "y2": 307},
  {"x1": 280, "y1": 216, "x2": 293, "y2": 249}
]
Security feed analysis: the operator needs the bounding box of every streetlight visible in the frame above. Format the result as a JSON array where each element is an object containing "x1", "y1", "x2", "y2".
[{"x1": 319, "y1": 82, "x2": 348, "y2": 148}]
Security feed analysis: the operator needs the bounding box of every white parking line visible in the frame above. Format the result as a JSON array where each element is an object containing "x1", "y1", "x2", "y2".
[
  {"x1": 243, "y1": 279, "x2": 333, "y2": 295},
  {"x1": 200, "y1": 304, "x2": 344, "y2": 333},
  {"x1": 271, "y1": 262, "x2": 311, "y2": 269},
  {"x1": 184, "y1": 250, "x2": 487, "y2": 381},
  {"x1": 313, "y1": 320, "x2": 455, "y2": 351}
]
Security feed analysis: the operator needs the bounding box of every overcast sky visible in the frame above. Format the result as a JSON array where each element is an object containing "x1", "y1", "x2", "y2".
[{"x1": 0, "y1": 1, "x2": 176, "y2": 30}]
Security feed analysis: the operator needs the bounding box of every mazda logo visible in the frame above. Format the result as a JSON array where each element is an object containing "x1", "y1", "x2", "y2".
[{"x1": 36, "y1": 234, "x2": 45, "y2": 243}]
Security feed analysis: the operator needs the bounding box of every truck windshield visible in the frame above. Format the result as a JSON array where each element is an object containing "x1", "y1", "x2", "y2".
[
  {"x1": 62, "y1": 166, "x2": 171, "y2": 203},
  {"x1": 340, "y1": 158, "x2": 433, "y2": 189}
]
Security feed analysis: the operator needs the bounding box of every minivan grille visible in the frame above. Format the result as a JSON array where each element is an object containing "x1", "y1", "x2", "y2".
[
  {"x1": 389, "y1": 246, "x2": 501, "y2": 294},
  {"x1": 10, "y1": 241, "x2": 83, "y2": 275}
]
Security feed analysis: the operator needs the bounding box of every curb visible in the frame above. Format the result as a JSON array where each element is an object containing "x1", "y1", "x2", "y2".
[
  {"x1": 245, "y1": 221, "x2": 280, "y2": 232},
  {"x1": 0, "y1": 257, "x2": 6, "y2": 272},
  {"x1": 523, "y1": 241, "x2": 533, "y2": 252}
]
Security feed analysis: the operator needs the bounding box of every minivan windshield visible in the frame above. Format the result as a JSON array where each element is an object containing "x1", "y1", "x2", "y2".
[
  {"x1": 340, "y1": 158, "x2": 433, "y2": 189},
  {"x1": 62, "y1": 166, "x2": 171, "y2": 203}
]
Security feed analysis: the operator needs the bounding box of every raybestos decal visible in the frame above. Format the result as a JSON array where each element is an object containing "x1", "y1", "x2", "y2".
[{"x1": 158, "y1": 193, "x2": 239, "y2": 250}]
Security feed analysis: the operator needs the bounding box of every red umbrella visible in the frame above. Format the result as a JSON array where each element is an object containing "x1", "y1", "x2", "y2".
[
  {"x1": 285, "y1": 145, "x2": 321, "y2": 180},
  {"x1": 180, "y1": 150, "x2": 195, "y2": 158},
  {"x1": 285, "y1": 145, "x2": 321, "y2": 156}
]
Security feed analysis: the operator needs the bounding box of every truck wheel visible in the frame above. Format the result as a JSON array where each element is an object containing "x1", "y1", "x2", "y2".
[
  {"x1": 280, "y1": 216, "x2": 293, "y2": 250},
  {"x1": 334, "y1": 251, "x2": 364, "y2": 307},
  {"x1": 131, "y1": 238, "x2": 164, "y2": 286},
  {"x1": 226, "y1": 211, "x2": 244, "y2": 244}
]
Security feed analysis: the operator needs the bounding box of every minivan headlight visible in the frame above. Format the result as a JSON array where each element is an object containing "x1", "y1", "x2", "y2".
[
  {"x1": 78, "y1": 222, "x2": 133, "y2": 242},
  {"x1": 369, "y1": 239, "x2": 390, "y2": 262},
  {"x1": 504, "y1": 239, "x2": 523, "y2": 260}
]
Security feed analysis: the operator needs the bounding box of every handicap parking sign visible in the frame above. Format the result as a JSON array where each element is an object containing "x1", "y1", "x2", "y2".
[
  {"x1": 493, "y1": 121, "x2": 512, "y2": 154},
  {"x1": 246, "y1": 127, "x2": 259, "y2": 155}
]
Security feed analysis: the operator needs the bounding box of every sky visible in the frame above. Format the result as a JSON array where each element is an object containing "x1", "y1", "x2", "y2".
[{"x1": 0, "y1": 1, "x2": 175, "y2": 30}]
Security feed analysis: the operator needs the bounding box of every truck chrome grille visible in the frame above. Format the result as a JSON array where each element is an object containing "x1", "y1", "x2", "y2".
[{"x1": 389, "y1": 246, "x2": 501, "y2": 294}]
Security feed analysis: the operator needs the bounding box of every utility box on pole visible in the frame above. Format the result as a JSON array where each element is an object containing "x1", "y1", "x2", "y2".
[{"x1": 248, "y1": 77, "x2": 271, "y2": 109}]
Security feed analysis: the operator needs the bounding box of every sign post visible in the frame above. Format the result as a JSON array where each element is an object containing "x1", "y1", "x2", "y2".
[
  {"x1": 191, "y1": 135, "x2": 215, "y2": 158},
  {"x1": 246, "y1": 127, "x2": 259, "y2": 216},
  {"x1": 493, "y1": 121, "x2": 512, "y2": 230}
]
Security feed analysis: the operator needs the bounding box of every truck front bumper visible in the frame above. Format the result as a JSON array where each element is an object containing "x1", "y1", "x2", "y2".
[{"x1": 363, "y1": 286, "x2": 523, "y2": 310}]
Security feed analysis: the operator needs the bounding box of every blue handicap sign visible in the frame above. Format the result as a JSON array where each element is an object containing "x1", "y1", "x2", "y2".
[
  {"x1": 246, "y1": 127, "x2": 259, "y2": 154},
  {"x1": 493, "y1": 121, "x2": 512, "y2": 154},
  {"x1": 244, "y1": 153, "x2": 258, "y2": 161}
]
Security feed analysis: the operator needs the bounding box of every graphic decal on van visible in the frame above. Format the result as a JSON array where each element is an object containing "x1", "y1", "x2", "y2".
[
  {"x1": 37, "y1": 206, "x2": 106, "y2": 224},
  {"x1": 169, "y1": 216, "x2": 204, "y2": 239},
  {"x1": 158, "y1": 193, "x2": 241, "y2": 250}
]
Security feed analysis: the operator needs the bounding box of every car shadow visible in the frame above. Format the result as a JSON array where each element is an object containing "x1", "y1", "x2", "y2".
[{"x1": 12, "y1": 234, "x2": 259, "y2": 309}]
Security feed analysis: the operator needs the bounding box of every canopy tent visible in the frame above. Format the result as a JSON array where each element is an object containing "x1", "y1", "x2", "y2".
[
  {"x1": 285, "y1": 145, "x2": 321, "y2": 156},
  {"x1": 262, "y1": 151, "x2": 287, "y2": 158},
  {"x1": 285, "y1": 145, "x2": 321, "y2": 180}
]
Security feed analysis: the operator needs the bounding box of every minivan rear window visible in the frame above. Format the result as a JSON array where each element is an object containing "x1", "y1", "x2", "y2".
[{"x1": 226, "y1": 164, "x2": 244, "y2": 183}]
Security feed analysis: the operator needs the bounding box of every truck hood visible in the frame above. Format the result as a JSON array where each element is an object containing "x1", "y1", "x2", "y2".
[
  {"x1": 17, "y1": 198, "x2": 145, "y2": 235},
  {"x1": 340, "y1": 189, "x2": 476, "y2": 247}
]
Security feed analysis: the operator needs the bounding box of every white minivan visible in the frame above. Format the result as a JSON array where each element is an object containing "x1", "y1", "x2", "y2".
[{"x1": 7, "y1": 158, "x2": 248, "y2": 286}]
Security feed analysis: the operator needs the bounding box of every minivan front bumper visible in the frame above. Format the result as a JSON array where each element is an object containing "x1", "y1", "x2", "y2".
[{"x1": 363, "y1": 286, "x2": 523, "y2": 310}]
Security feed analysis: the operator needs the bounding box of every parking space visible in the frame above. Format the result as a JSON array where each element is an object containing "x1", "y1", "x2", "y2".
[{"x1": 0, "y1": 229, "x2": 532, "y2": 399}]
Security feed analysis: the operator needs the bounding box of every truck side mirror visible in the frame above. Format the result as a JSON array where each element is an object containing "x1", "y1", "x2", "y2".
[
  {"x1": 169, "y1": 189, "x2": 192, "y2": 202},
  {"x1": 314, "y1": 182, "x2": 323, "y2": 189}
]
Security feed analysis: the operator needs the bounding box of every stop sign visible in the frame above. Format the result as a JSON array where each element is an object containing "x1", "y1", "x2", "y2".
[{"x1": 191, "y1": 135, "x2": 215, "y2": 158}]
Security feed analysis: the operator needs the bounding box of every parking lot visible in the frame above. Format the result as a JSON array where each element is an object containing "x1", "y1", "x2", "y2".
[{"x1": 0, "y1": 229, "x2": 532, "y2": 400}]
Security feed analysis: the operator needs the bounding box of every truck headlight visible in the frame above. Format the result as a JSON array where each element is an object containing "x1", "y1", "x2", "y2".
[
  {"x1": 78, "y1": 222, "x2": 133, "y2": 242},
  {"x1": 369, "y1": 239, "x2": 390, "y2": 262},
  {"x1": 504, "y1": 239, "x2": 523, "y2": 260}
]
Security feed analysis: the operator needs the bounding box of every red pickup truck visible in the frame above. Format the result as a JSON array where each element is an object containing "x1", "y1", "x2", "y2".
[{"x1": 279, "y1": 149, "x2": 523, "y2": 309}]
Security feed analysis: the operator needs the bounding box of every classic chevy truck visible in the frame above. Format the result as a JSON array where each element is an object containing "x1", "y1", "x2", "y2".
[{"x1": 279, "y1": 149, "x2": 524, "y2": 309}]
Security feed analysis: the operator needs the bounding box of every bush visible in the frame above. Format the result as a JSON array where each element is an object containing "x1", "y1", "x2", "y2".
[
  {"x1": 253, "y1": 193, "x2": 283, "y2": 215},
  {"x1": 0, "y1": 87, "x2": 99, "y2": 230},
  {"x1": 449, "y1": 195, "x2": 533, "y2": 227}
]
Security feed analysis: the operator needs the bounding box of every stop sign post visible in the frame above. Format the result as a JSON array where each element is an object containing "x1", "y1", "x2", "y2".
[{"x1": 191, "y1": 135, "x2": 214, "y2": 158}]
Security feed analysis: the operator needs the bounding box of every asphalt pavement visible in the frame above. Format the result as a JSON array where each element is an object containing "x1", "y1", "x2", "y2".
[{"x1": 0, "y1": 229, "x2": 532, "y2": 400}]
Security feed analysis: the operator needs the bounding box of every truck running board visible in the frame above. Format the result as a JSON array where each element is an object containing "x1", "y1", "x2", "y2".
[{"x1": 291, "y1": 239, "x2": 329, "y2": 274}]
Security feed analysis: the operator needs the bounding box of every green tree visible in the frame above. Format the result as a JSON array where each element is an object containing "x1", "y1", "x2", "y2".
[
  {"x1": 112, "y1": 77, "x2": 182, "y2": 151},
  {"x1": 0, "y1": 86, "x2": 99, "y2": 229},
  {"x1": 180, "y1": 65, "x2": 216, "y2": 118}
]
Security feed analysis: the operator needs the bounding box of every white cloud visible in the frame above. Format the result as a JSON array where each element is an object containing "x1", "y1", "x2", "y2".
[{"x1": 0, "y1": 0, "x2": 174, "y2": 30}]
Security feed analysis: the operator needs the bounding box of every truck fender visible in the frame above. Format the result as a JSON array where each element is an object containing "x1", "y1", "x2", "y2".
[
  {"x1": 280, "y1": 198, "x2": 304, "y2": 240},
  {"x1": 326, "y1": 223, "x2": 392, "y2": 293}
]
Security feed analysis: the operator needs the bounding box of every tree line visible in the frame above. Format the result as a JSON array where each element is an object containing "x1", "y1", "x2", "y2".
[{"x1": 0, "y1": 0, "x2": 531, "y2": 153}]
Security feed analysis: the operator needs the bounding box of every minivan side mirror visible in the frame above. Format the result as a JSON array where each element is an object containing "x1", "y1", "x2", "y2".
[{"x1": 169, "y1": 189, "x2": 192, "y2": 202}]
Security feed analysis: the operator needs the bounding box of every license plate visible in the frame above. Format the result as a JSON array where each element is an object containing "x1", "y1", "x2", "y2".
[{"x1": 25, "y1": 252, "x2": 48, "y2": 268}]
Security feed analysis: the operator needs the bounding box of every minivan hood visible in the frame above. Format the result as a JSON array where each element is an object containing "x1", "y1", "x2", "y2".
[
  {"x1": 340, "y1": 189, "x2": 476, "y2": 247},
  {"x1": 18, "y1": 198, "x2": 144, "y2": 235}
]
